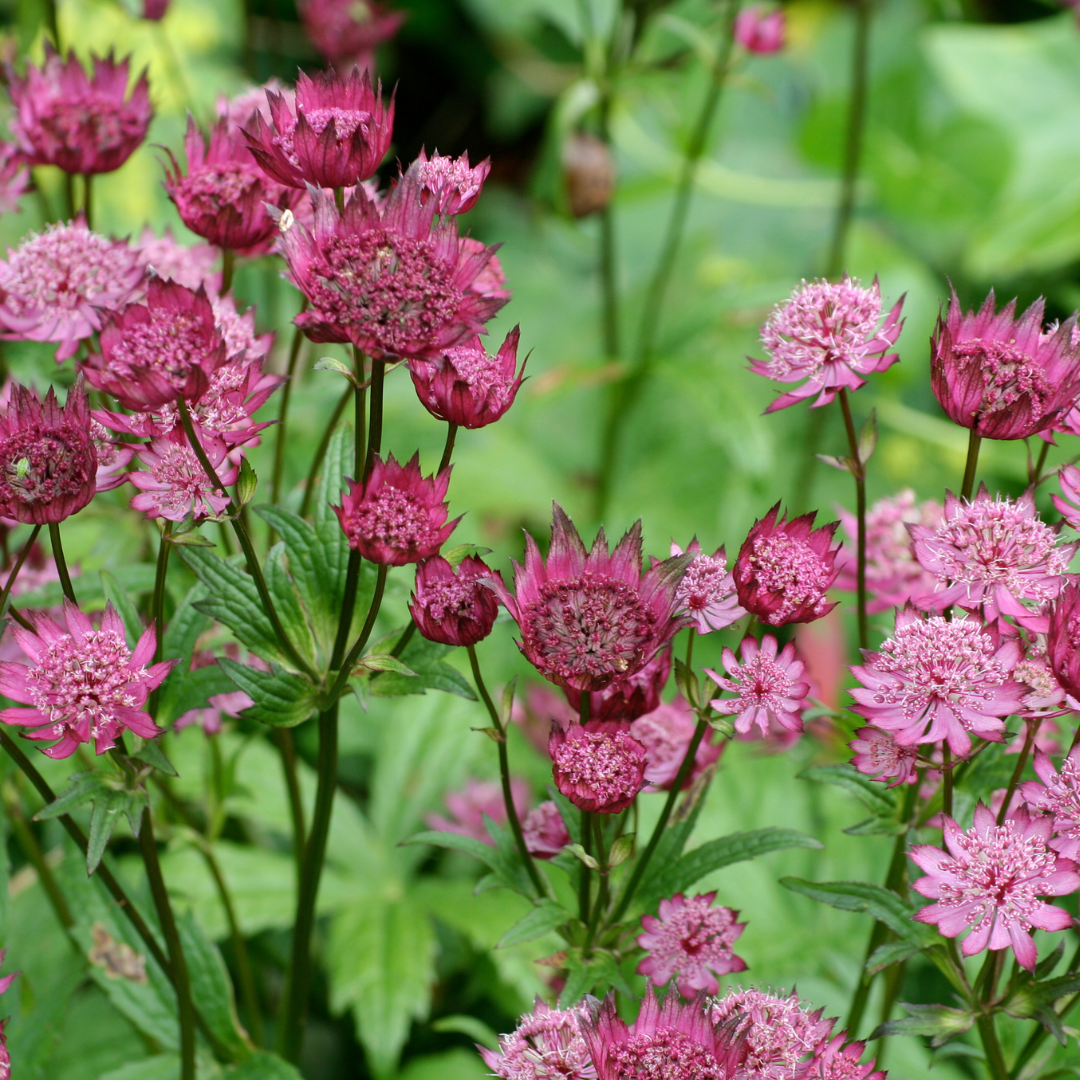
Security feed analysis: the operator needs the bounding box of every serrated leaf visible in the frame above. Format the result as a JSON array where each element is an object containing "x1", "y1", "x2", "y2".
[
  {"x1": 88, "y1": 789, "x2": 147, "y2": 874},
  {"x1": 162, "y1": 584, "x2": 212, "y2": 665},
  {"x1": 866, "y1": 939, "x2": 925, "y2": 974},
  {"x1": 799, "y1": 764, "x2": 898, "y2": 815},
  {"x1": 131, "y1": 738, "x2": 178, "y2": 777},
  {"x1": 315, "y1": 426, "x2": 354, "y2": 529},
  {"x1": 780, "y1": 878, "x2": 935, "y2": 945},
  {"x1": 497, "y1": 900, "x2": 571, "y2": 948},
  {"x1": 219, "y1": 657, "x2": 319, "y2": 728},
  {"x1": 34, "y1": 770, "x2": 101, "y2": 820},
  {"x1": 369, "y1": 634, "x2": 476, "y2": 700},
  {"x1": 405, "y1": 828, "x2": 531, "y2": 896},
  {"x1": 264, "y1": 542, "x2": 318, "y2": 666},
  {"x1": 871, "y1": 1002, "x2": 975, "y2": 1045},
  {"x1": 560, "y1": 948, "x2": 634, "y2": 1005},
  {"x1": 156, "y1": 662, "x2": 239, "y2": 729}
]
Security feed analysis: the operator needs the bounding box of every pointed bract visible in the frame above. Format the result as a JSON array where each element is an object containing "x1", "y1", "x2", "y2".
[{"x1": 409, "y1": 554, "x2": 500, "y2": 646}]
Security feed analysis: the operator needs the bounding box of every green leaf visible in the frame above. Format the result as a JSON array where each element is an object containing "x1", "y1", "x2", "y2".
[
  {"x1": 871, "y1": 1002, "x2": 975, "y2": 1045},
  {"x1": 225, "y1": 1052, "x2": 305, "y2": 1079},
  {"x1": 236, "y1": 457, "x2": 257, "y2": 506},
  {"x1": 156, "y1": 663, "x2": 239, "y2": 729},
  {"x1": 636, "y1": 794, "x2": 708, "y2": 908},
  {"x1": 264, "y1": 542, "x2": 318, "y2": 667},
  {"x1": 442, "y1": 543, "x2": 493, "y2": 566},
  {"x1": 358, "y1": 654, "x2": 417, "y2": 674},
  {"x1": 130, "y1": 737, "x2": 178, "y2": 777},
  {"x1": 780, "y1": 878, "x2": 935, "y2": 945},
  {"x1": 843, "y1": 814, "x2": 907, "y2": 836},
  {"x1": 162, "y1": 584, "x2": 212, "y2": 669},
  {"x1": 404, "y1": 828, "x2": 531, "y2": 896},
  {"x1": 498, "y1": 900, "x2": 572, "y2": 948},
  {"x1": 369, "y1": 634, "x2": 476, "y2": 700},
  {"x1": 866, "y1": 939, "x2": 926, "y2": 974},
  {"x1": 314, "y1": 426, "x2": 354, "y2": 529},
  {"x1": 15, "y1": 565, "x2": 157, "y2": 611},
  {"x1": 432, "y1": 1014, "x2": 500, "y2": 1049},
  {"x1": 218, "y1": 657, "x2": 319, "y2": 728},
  {"x1": 100, "y1": 570, "x2": 144, "y2": 649},
  {"x1": 799, "y1": 764, "x2": 897, "y2": 815},
  {"x1": 560, "y1": 948, "x2": 634, "y2": 1005}
]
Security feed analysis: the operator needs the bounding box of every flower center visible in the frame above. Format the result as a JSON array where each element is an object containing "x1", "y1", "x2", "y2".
[
  {"x1": 552, "y1": 730, "x2": 642, "y2": 806},
  {"x1": 274, "y1": 107, "x2": 371, "y2": 166},
  {"x1": 343, "y1": 486, "x2": 438, "y2": 554},
  {"x1": 147, "y1": 443, "x2": 219, "y2": 516},
  {"x1": 747, "y1": 533, "x2": 832, "y2": 624},
  {"x1": 182, "y1": 163, "x2": 264, "y2": 212},
  {"x1": 608, "y1": 1029, "x2": 724, "y2": 1080},
  {"x1": 39, "y1": 95, "x2": 140, "y2": 152},
  {"x1": 107, "y1": 310, "x2": 212, "y2": 386},
  {"x1": 676, "y1": 553, "x2": 729, "y2": 613},
  {"x1": 418, "y1": 574, "x2": 482, "y2": 622},
  {"x1": 1, "y1": 426, "x2": 94, "y2": 506},
  {"x1": 952, "y1": 339, "x2": 1051, "y2": 419},
  {"x1": 443, "y1": 344, "x2": 512, "y2": 398}
]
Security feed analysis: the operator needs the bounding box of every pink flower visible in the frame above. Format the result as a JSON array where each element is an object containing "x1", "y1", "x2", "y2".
[
  {"x1": 631, "y1": 695, "x2": 723, "y2": 789},
  {"x1": 637, "y1": 892, "x2": 747, "y2": 996},
  {"x1": 1021, "y1": 747, "x2": 1080, "y2": 860},
  {"x1": 733, "y1": 504, "x2": 839, "y2": 626},
  {"x1": 492, "y1": 505, "x2": 690, "y2": 692},
  {"x1": 751, "y1": 277, "x2": 903, "y2": 412},
  {"x1": 408, "y1": 554, "x2": 500, "y2": 646},
  {"x1": 7, "y1": 45, "x2": 152, "y2": 175},
  {"x1": 134, "y1": 227, "x2": 220, "y2": 292},
  {"x1": 217, "y1": 80, "x2": 293, "y2": 132},
  {"x1": 412, "y1": 148, "x2": 491, "y2": 215},
  {"x1": 550, "y1": 721, "x2": 647, "y2": 814},
  {"x1": 1013, "y1": 646, "x2": 1068, "y2": 718},
  {"x1": 0, "y1": 219, "x2": 145, "y2": 361},
  {"x1": 1052, "y1": 464, "x2": 1080, "y2": 531},
  {"x1": 1047, "y1": 581, "x2": 1080, "y2": 702},
  {"x1": 0, "y1": 599, "x2": 176, "y2": 758},
  {"x1": 850, "y1": 606, "x2": 1024, "y2": 757},
  {"x1": 0, "y1": 948, "x2": 17, "y2": 1080},
  {"x1": 408, "y1": 326, "x2": 525, "y2": 428},
  {"x1": 278, "y1": 176, "x2": 505, "y2": 359},
  {"x1": 671, "y1": 539, "x2": 745, "y2": 634},
  {"x1": 563, "y1": 647, "x2": 673, "y2": 723},
  {"x1": 521, "y1": 800, "x2": 570, "y2": 858},
  {"x1": 910, "y1": 804, "x2": 1080, "y2": 971},
  {"x1": 173, "y1": 646, "x2": 263, "y2": 734},
  {"x1": 0, "y1": 381, "x2": 97, "y2": 524},
  {"x1": 931, "y1": 287, "x2": 1080, "y2": 440},
  {"x1": 849, "y1": 726, "x2": 919, "y2": 787},
  {"x1": 810, "y1": 1034, "x2": 886, "y2": 1080},
  {"x1": 334, "y1": 452, "x2": 457, "y2": 566},
  {"x1": 0, "y1": 141, "x2": 31, "y2": 216},
  {"x1": 129, "y1": 426, "x2": 237, "y2": 522},
  {"x1": 706, "y1": 635, "x2": 809, "y2": 738},
  {"x1": 479, "y1": 999, "x2": 596, "y2": 1080},
  {"x1": 735, "y1": 6, "x2": 786, "y2": 53},
  {"x1": 244, "y1": 67, "x2": 393, "y2": 189},
  {"x1": 297, "y1": 0, "x2": 405, "y2": 72},
  {"x1": 142, "y1": 0, "x2": 170, "y2": 18},
  {"x1": 425, "y1": 777, "x2": 529, "y2": 845}
]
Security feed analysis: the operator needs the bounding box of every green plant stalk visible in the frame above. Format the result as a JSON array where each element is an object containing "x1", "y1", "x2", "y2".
[
  {"x1": 998, "y1": 719, "x2": 1040, "y2": 826},
  {"x1": 7, "y1": 796, "x2": 74, "y2": 929},
  {"x1": 597, "y1": 88, "x2": 620, "y2": 361},
  {"x1": 579, "y1": 808, "x2": 593, "y2": 923},
  {"x1": 362, "y1": 357, "x2": 385, "y2": 480},
  {"x1": 838, "y1": 388, "x2": 868, "y2": 651},
  {"x1": 1030, "y1": 439, "x2": 1051, "y2": 488},
  {"x1": 297, "y1": 383, "x2": 352, "y2": 520},
  {"x1": 961, "y1": 429, "x2": 983, "y2": 502},
  {"x1": 584, "y1": 813, "x2": 610, "y2": 952},
  {"x1": 221, "y1": 248, "x2": 235, "y2": 296},
  {"x1": 0, "y1": 524, "x2": 41, "y2": 619},
  {"x1": 274, "y1": 728, "x2": 306, "y2": 872},
  {"x1": 976, "y1": 1013, "x2": 1010, "y2": 1080},
  {"x1": 270, "y1": 321, "x2": 307, "y2": 510},
  {"x1": 439, "y1": 422, "x2": 458, "y2": 474},
  {"x1": 48, "y1": 522, "x2": 77, "y2": 604},
  {"x1": 148, "y1": 520, "x2": 173, "y2": 712}
]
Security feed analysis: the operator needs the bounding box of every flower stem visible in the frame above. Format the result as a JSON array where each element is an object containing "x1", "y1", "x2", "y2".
[
  {"x1": 838, "y1": 388, "x2": 868, "y2": 651},
  {"x1": 6, "y1": 794, "x2": 74, "y2": 929},
  {"x1": 270, "y1": 320, "x2": 308, "y2": 512},
  {"x1": 0, "y1": 524, "x2": 41, "y2": 619},
  {"x1": 221, "y1": 248, "x2": 235, "y2": 296},
  {"x1": 148, "y1": 520, "x2": 173, "y2": 716},
  {"x1": 597, "y1": 90, "x2": 620, "y2": 361},
  {"x1": 585, "y1": 813, "x2": 610, "y2": 951},
  {"x1": 579, "y1": 808, "x2": 593, "y2": 922},
  {"x1": 82, "y1": 174, "x2": 92, "y2": 230},
  {"x1": 943, "y1": 743, "x2": 954, "y2": 817},
  {"x1": 274, "y1": 728, "x2": 306, "y2": 874},
  {"x1": 961, "y1": 429, "x2": 983, "y2": 502},
  {"x1": 363, "y1": 358, "x2": 385, "y2": 481},
  {"x1": 439, "y1": 422, "x2": 458, "y2": 475},
  {"x1": 297, "y1": 383, "x2": 352, "y2": 520},
  {"x1": 48, "y1": 523, "x2": 77, "y2": 604},
  {"x1": 325, "y1": 564, "x2": 387, "y2": 704},
  {"x1": 976, "y1": 1013, "x2": 1010, "y2": 1080},
  {"x1": 997, "y1": 719, "x2": 1041, "y2": 826}
]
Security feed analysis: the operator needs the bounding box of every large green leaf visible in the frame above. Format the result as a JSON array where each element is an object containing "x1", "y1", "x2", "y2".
[
  {"x1": 368, "y1": 634, "x2": 476, "y2": 700},
  {"x1": 780, "y1": 878, "x2": 936, "y2": 946},
  {"x1": 178, "y1": 911, "x2": 250, "y2": 1060},
  {"x1": 156, "y1": 663, "x2": 239, "y2": 729},
  {"x1": 263, "y1": 542, "x2": 319, "y2": 667},
  {"x1": 218, "y1": 658, "x2": 319, "y2": 728}
]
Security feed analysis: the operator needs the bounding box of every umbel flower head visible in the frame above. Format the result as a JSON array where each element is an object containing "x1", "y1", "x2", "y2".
[
  {"x1": 491, "y1": 504, "x2": 691, "y2": 692},
  {"x1": 931, "y1": 287, "x2": 1080, "y2": 440},
  {"x1": 413, "y1": 148, "x2": 491, "y2": 215},
  {"x1": 910, "y1": 803, "x2": 1080, "y2": 971},
  {"x1": 7, "y1": 45, "x2": 152, "y2": 175},
  {"x1": 479, "y1": 998, "x2": 596, "y2": 1080},
  {"x1": 751, "y1": 276, "x2": 903, "y2": 412},
  {"x1": 1047, "y1": 580, "x2": 1080, "y2": 702},
  {"x1": 128, "y1": 425, "x2": 238, "y2": 522},
  {"x1": 297, "y1": 0, "x2": 406, "y2": 70},
  {"x1": 849, "y1": 726, "x2": 919, "y2": 787},
  {"x1": 408, "y1": 554, "x2": 500, "y2": 646},
  {"x1": 706, "y1": 635, "x2": 809, "y2": 738},
  {"x1": 735, "y1": 6, "x2": 786, "y2": 53},
  {"x1": 1020, "y1": 746, "x2": 1080, "y2": 861},
  {"x1": 0, "y1": 599, "x2": 176, "y2": 758},
  {"x1": 671, "y1": 540, "x2": 745, "y2": 634},
  {"x1": 0, "y1": 380, "x2": 97, "y2": 524},
  {"x1": 550, "y1": 721, "x2": 647, "y2": 814},
  {"x1": 135, "y1": 227, "x2": 219, "y2": 292},
  {"x1": 811, "y1": 1033, "x2": 886, "y2": 1080},
  {"x1": 522, "y1": 799, "x2": 571, "y2": 858}
]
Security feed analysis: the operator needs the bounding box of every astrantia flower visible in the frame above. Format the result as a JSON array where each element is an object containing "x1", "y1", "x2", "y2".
[
  {"x1": 522, "y1": 799, "x2": 570, "y2": 858},
  {"x1": 1047, "y1": 581, "x2": 1080, "y2": 701},
  {"x1": 244, "y1": 67, "x2": 393, "y2": 189},
  {"x1": 563, "y1": 647, "x2": 673, "y2": 723},
  {"x1": 0, "y1": 141, "x2": 30, "y2": 216},
  {"x1": 733, "y1": 504, "x2": 839, "y2": 626},
  {"x1": 128, "y1": 426, "x2": 237, "y2": 522},
  {"x1": 297, "y1": 0, "x2": 406, "y2": 70},
  {"x1": 1052, "y1": 464, "x2": 1080, "y2": 532},
  {"x1": 910, "y1": 803, "x2": 1080, "y2": 970},
  {"x1": 134, "y1": 227, "x2": 220, "y2": 292},
  {"x1": 409, "y1": 554, "x2": 499, "y2": 646},
  {"x1": 334, "y1": 452, "x2": 458, "y2": 566},
  {"x1": 91, "y1": 418, "x2": 133, "y2": 493},
  {"x1": 751, "y1": 277, "x2": 903, "y2": 412},
  {"x1": 480, "y1": 999, "x2": 596, "y2": 1080},
  {"x1": 7, "y1": 46, "x2": 152, "y2": 175},
  {"x1": 0, "y1": 381, "x2": 97, "y2": 524},
  {"x1": 734, "y1": 6, "x2": 786, "y2": 53},
  {"x1": 0, "y1": 219, "x2": 145, "y2": 361},
  {"x1": 850, "y1": 606, "x2": 1024, "y2": 757},
  {"x1": 637, "y1": 892, "x2": 747, "y2": 997},
  {"x1": 550, "y1": 721, "x2": 647, "y2": 814},
  {"x1": 1021, "y1": 747, "x2": 1080, "y2": 860},
  {"x1": 412, "y1": 148, "x2": 490, "y2": 215},
  {"x1": 492, "y1": 505, "x2": 690, "y2": 692},
  {"x1": 0, "y1": 599, "x2": 176, "y2": 758},
  {"x1": 631, "y1": 695, "x2": 723, "y2": 789},
  {"x1": 408, "y1": 326, "x2": 525, "y2": 428},
  {"x1": 672, "y1": 540, "x2": 745, "y2": 634},
  {"x1": 706, "y1": 635, "x2": 809, "y2": 738},
  {"x1": 1014, "y1": 646, "x2": 1068, "y2": 718},
  {"x1": 811, "y1": 1034, "x2": 886, "y2": 1080},
  {"x1": 931, "y1": 288, "x2": 1080, "y2": 440},
  {"x1": 849, "y1": 726, "x2": 919, "y2": 787},
  {"x1": 278, "y1": 176, "x2": 505, "y2": 359},
  {"x1": 425, "y1": 777, "x2": 529, "y2": 846}
]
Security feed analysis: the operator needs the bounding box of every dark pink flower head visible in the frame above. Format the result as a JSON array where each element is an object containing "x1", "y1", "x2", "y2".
[
  {"x1": 0, "y1": 380, "x2": 96, "y2": 524},
  {"x1": 672, "y1": 540, "x2": 746, "y2": 634},
  {"x1": 707, "y1": 635, "x2": 809, "y2": 738},
  {"x1": 279, "y1": 177, "x2": 505, "y2": 359},
  {"x1": 425, "y1": 776, "x2": 528, "y2": 846},
  {"x1": 631, "y1": 695, "x2": 723, "y2": 790},
  {"x1": 849, "y1": 606, "x2": 1024, "y2": 757},
  {"x1": 135, "y1": 227, "x2": 220, "y2": 293},
  {"x1": 82, "y1": 278, "x2": 229, "y2": 410},
  {"x1": 164, "y1": 115, "x2": 296, "y2": 254},
  {"x1": 129, "y1": 425, "x2": 237, "y2": 522},
  {"x1": 409, "y1": 554, "x2": 500, "y2": 646},
  {"x1": 480, "y1": 998, "x2": 596, "y2": 1080},
  {"x1": 810, "y1": 1034, "x2": 886, "y2": 1080},
  {"x1": 411, "y1": 148, "x2": 490, "y2": 215},
  {"x1": 0, "y1": 141, "x2": 31, "y2": 216},
  {"x1": 409, "y1": 326, "x2": 525, "y2": 429},
  {"x1": 7, "y1": 46, "x2": 152, "y2": 175},
  {"x1": 734, "y1": 505, "x2": 839, "y2": 626},
  {"x1": 522, "y1": 799, "x2": 571, "y2": 859},
  {"x1": 637, "y1": 892, "x2": 747, "y2": 997},
  {"x1": 492, "y1": 505, "x2": 691, "y2": 692},
  {"x1": 751, "y1": 277, "x2": 903, "y2": 412},
  {"x1": 1021, "y1": 747, "x2": 1080, "y2": 861},
  {"x1": 583, "y1": 986, "x2": 747, "y2": 1080},
  {"x1": 911, "y1": 803, "x2": 1080, "y2": 971},
  {"x1": 297, "y1": 0, "x2": 405, "y2": 71},
  {"x1": 734, "y1": 6, "x2": 786, "y2": 53},
  {"x1": 564, "y1": 647, "x2": 673, "y2": 723},
  {"x1": 931, "y1": 288, "x2": 1080, "y2": 440},
  {"x1": 0, "y1": 599, "x2": 176, "y2": 758},
  {"x1": 550, "y1": 720, "x2": 647, "y2": 814},
  {"x1": 1047, "y1": 581, "x2": 1080, "y2": 702},
  {"x1": 0, "y1": 219, "x2": 145, "y2": 361},
  {"x1": 334, "y1": 452, "x2": 458, "y2": 566},
  {"x1": 244, "y1": 67, "x2": 393, "y2": 189},
  {"x1": 849, "y1": 726, "x2": 919, "y2": 787}
]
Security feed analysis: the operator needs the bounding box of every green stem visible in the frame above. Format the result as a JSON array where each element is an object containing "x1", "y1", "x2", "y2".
[
  {"x1": 0, "y1": 525, "x2": 41, "y2": 619},
  {"x1": 439, "y1": 422, "x2": 458, "y2": 475},
  {"x1": 48, "y1": 523, "x2": 77, "y2": 604},
  {"x1": 82, "y1": 174, "x2": 92, "y2": 230},
  {"x1": 221, "y1": 248, "x2": 235, "y2": 296},
  {"x1": 585, "y1": 813, "x2": 610, "y2": 951},
  {"x1": 274, "y1": 728, "x2": 306, "y2": 875},
  {"x1": 7, "y1": 796, "x2": 74, "y2": 929},
  {"x1": 961, "y1": 429, "x2": 983, "y2": 502},
  {"x1": 363, "y1": 358, "x2": 385, "y2": 481},
  {"x1": 270, "y1": 320, "x2": 307, "y2": 511},
  {"x1": 297, "y1": 383, "x2": 352, "y2": 520},
  {"x1": 838, "y1": 388, "x2": 868, "y2": 651},
  {"x1": 976, "y1": 1013, "x2": 1010, "y2": 1080},
  {"x1": 147, "y1": 521, "x2": 172, "y2": 716},
  {"x1": 1012, "y1": 938, "x2": 1080, "y2": 1077},
  {"x1": 998, "y1": 719, "x2": 1040, "y2": 826},
  {"x1": 325, "y1": 565, "x2": 387, "y2": 709},
  {"x1": 598, "y1": 89, "x2": 620, "y2": 360},
  {"x1": 579, "y1": 808, "x2": 593, "y2": 923}
]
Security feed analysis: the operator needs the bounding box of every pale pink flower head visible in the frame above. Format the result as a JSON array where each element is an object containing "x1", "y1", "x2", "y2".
[
  {"x1": 128, "y1": 425, "x2": 238, "y2": 522},
  {"x1": 297, "y1": 0, "x2": 405, "y2": 72},
  {"x1": 1052, "y1": 464, "x2": 1080, "y2": 532},
  {"x1": 910, "y1": 803, "x2": 1080, "y2": 971},
  {"x1": 1013, "y1": 645, "x2": 1068, "y2": 718},
  {"x1": 751, "y1": 277, "x2": 903, "y2": 412},
  {"x1": 637, "y1": 892, "x2": 747, "y2": 997},
  {"x1": 1047, "y1": 581, "x2": 1080, "y2": 702},
  {"x1": 849, "y1": 726, "x2": 918, "y2": 787},
  {"x1": 334, "y1": 452, "x2": 458, "y2": 566},
  {"x1": 408, "y1": 326, "x2": 525, "y2": 429},
  {"x1": 810, "y1": 1034, "x2": 886, "y2": 1080},
  {"x1": 733, "y1": 504, "x2": 839, "y2": 627},
  {"x1": 135, "y1": 227, "x2": 220, "y2": 293},
  {"x1": 480, "y1": 999, "x2": 596, "y2": 1080},
  {"x1": 550, "y1": 720, "x2": 647, "y2": 814},
  {"x1": 0, "y1": 141, "x2": 31, "y2": 216},
  {"x1": 0, "y1": 599, "x2": 176, "y2": 758},
  {"x1": 0, "y1": 380, "x2": 97, "y2": 524},
  {"x1": 491, "y1": 505, "x2": 691, "y2": 692},
  {"x1": 735, "y1": 6, "x2": 786, "y2": 53},
  {"x1": 1021, "y1": 747, "x2": 1080, "y2": 861},
  {"x1": 411, "y1": 148, "x2": 491, "y2": 215},
  {"x1": 0, "y1": 219, "x2": 145, "y2": 361},
  {"x1": 672, "y1": 539, "x2": 746, "y2": 634},
  {"x1": 425, "y1": 776, "x2": 528, "y2": 845},
  {"x1": 521, "y1": 799, "x2": 570, "y2": 859},
  {"x1": 468, "y1": 241, "x2": 511, "y2": 302},
  {"x1": 244, "y1": 67, "x2": 393, "y2": 189},
  {"x1": 706, "y1": 635, "x2": 809, "y2": 738},
  {"x1": 631, "y1": 695, "x2": 723, "y2": 789},
  {"x1": 409, "y1": 554, "x2": 500, "y2": 647},
  {"x1": 931, "y1": 287, "x2": 1080, "y2": 440},
  {"x1": 563, "y1": 647, "x2": 673, "y2": 724},
  {"x1": 7, "y1": 45, "x2": 152, "y2": 175}
]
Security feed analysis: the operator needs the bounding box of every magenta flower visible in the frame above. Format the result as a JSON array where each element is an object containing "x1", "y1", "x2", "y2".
[
  {"x1": 1021, "y1": 747, "x2": 1080, "y2": 860},
  {"x1": 735, "y1": 6, "x2": 786, "y2": 53},
  {"x1": 631, "y1": 695, "x2": 723, "y2": 790},
  {"x1": 297, "y1": 0, "x2": 406, "y2": 69},
  {"x1": 931, "y1": 288, "x2": 1080, "y2": 440},
  {"x1": 244, "y1": 67, "x2": 393, "y2": 190},
  {"x1": 408, "y1": 326, "x2": 525, "y2": 428},
  {"x1": 129, "y1": 426, "x2": 237, "y2": 522},
  {"x1": 563, "y1": 647, "x2": 672, "y2": 724},
  {"x1": 850, "y1": 607, "x2": 1024, "y2": 757},
  {"x1": 7, "y1": 46, "x2": 152, "y2": 175},
  {"x1": 409, "y1": 554, "x2": 500, "y2": 646},
  {"x1": 425, "y1": 777, "x2": 529, "y2": 846},
  {"x1": 637, "y1": 892, "x2": 747, "y2": 997},
  {"x1": 521, "y1": 800, "x2": 570, "y2": 859},
  {"x1": 706, "y1": 635, "x2": 809, "y2": 738},
  {"x1": 412, "y1": 148, "x2": 491, "y2": 215},
  {"x1": 480, "y1": 999, "x2": 596, "y2": 1080},
  {"x1": 811, "y1": 1034, "x2": 886, "y2": 1080},
  {"x1": 135, "y1": 227, "x2": 220, "y2": 292},
  {"x1": 0, "y1": 948, "x2": 17, "y2": 1080},
  {"x1": 492, "y1": 505, "x2": 690, "y2": 692},
  {"x1": 849, "y1": 726, "x2": 919, "y2": 787},
  {"x1": 671, "y1": 539, "x2": 746, "y2": 634},
  {"x1": 334, "y1": 452, "x2": 458, "y2": 566},
  {"x1": 91, "y1": 418, "x2": 134, "y2": 493},
  {"x1": 0, "y1": 599, "x2": 176, "y2": 758},
  {"x1": 1052, "y1": 464, "x2": 1080, "y2": 532},
  {"x1": 550, "y1": 721, "x2": 647, "y2": 814},
  {"x1": 911, "y1": 804, "x2": 1080, "y2": 970},
  {"x1": 733, "y1": 504, "x2": 839, "y2": 626},
  {"x1": 751, "y1": 277, "x2": 903, "y2": 412},
  {"x1": 0, "y1": 219, "x2": 145, "y2": 361},
  {"x1": 0, "y1": 141, "x2": 30, "y2": 216},
  {"x1": 1047, "y1": 581, "x2": 1080, "y2": 702},
  {"x1": 0, "y1": 381, "x2": 97, "y2": 524}
]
